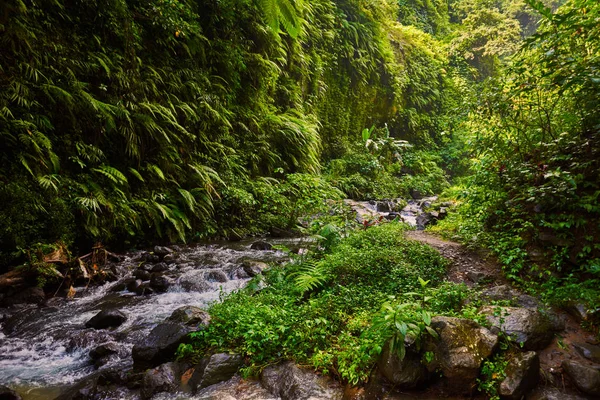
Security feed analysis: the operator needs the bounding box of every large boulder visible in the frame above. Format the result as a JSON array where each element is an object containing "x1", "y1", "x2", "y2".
[
  {"x1": 562, "y1": 360, "x2": 600, "y2": 396},
  {"x1": 193, "y1": 375, "x2": 278, "y2": 400},
  {"x1": 480, "y1": 306, "x2": 563, "y2": 350},
  {"x1": 132, "y1": 322, "x2": 193, "y2": 367},
  {"x1": 0, "y1": 386, "x2": 22, "y2": 400},
  {"x1": 528, "y1": 387, "x2": 589, "y2": 400},
  {"x1": 190, "y1": 353, "x2": 244, "y2": 390},
  {"x1": 168, "y1": 306, "x2": 211, "y2": 327},
  {"x1": 85, "y1": 310, "x2": 127, "y2": 329},
  {"x1": 416, "y1": 212, "x2": 435, "y2": 230},
  {"x1": 498, "y1": 351, "x2": 539, "y2": 399},
  {"x1": 572, "y1": 342, "x2": 600, "y2": 363},
  {"x1": 141, "y1": 362, "x2": 179, "y2": 400},
  {"x1": 377, "y1": 341, "x2": 428, "y2": 388},
  {"x1": 260, "y1": 361, "x2": 343, "y2": 400},
  {"x1": 425, "y1": 316, "x2": 498, "y2": 387}
]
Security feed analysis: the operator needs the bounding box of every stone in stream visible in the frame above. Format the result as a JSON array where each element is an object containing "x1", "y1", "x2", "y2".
[
  {"x1": 135, "y1": 282, "x2": 155, "y2": 296},
  {"x1": 192, "y1": 375, "x2": 278, "y2": 400},
  {"x1": 528, "y1": 387, "x2": 590, "y2": 400},
  {"x1": 205, "y1": 269, "x2": 228, "y2": 283},
  {"x1": 141, "y1": 362, "x2": 179, "y2": 400},
  {"x1": 133, "y1": 269, "x2": 152, "y2": 281},
  {"x1": 153, "y1": 246, "x2": 174, "y2": 258},
  {"x1": 189, "y1": 353, "x2": 244, "y2": 390},
  {"x1": 127, "y1": 279, "x2": 143, "y2": 293},
  {"x1": 132, "y1": 322, "x2": 193, "y2": 368},
  {"x1": 377, "y1": 340, "x2": 428, "y2": 388},
  {"x1": 151, "y1": 262, "x2": 169, "y2": 273},
  {"x1": 168, "y1": 305, "x2": 211, "y2": 327},
  {"x1": 416, "y1": 212, "x2": 435, "y2": 230},
  {"x1": 0, "y1": 286, "x2": 46, "y2": 307},
  {"x1": 89, "y1": 342, "x2": 121, "y2": 360},
  {"x1": 562, "y1": 360, "x2": 600, "y2": 396},
  {"x1": 0, "y1": 385, "x2": 22, "y2": 400},
  {"x1": 242, "y1": 260, "x2": 269, "y2": 277},
  {"x1": 479, "y1": 306, "x2": 564, "y2": 350},
  {"x1": 150, "y1": 275, "x2": 172, "y2": 293},
  {"x1": 498, "y1": 351, "x2": 540, "y2": 400},
  {"x1": 250, "y1": 241, "x2": 273, "y2": 251},
  {"x1": 423, "y1": 316, "x2": 498, "y2": 390},
  {"x1": 85, "y1": 310, "x2": 127, "y2": 329},
  {"x1": 260, "y1": 361, "x2": 343, "y2": 400}
]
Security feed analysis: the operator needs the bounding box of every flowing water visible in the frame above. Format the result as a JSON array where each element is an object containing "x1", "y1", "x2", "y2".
[{"x1": 0, "y1": 238, "x2": 310, "y2": 399}]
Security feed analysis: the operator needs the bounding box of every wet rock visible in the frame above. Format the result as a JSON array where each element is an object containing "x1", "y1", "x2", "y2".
[
  {"x1": 54, "y1": 374, "x2": 99, "y2": 400},
  {"x1": 261, "y1": 361, "x2": 343, "y2": 400},
  {"x1": 150, "y1": 275, "x2": 172, "y2": 293},
  {"x1": 480, "y1": 306, "x2": 563, "y2": 350},
  {"x1": 242, "y1": 261, "x2": 269, "y2": 277},
  {"x1": 127, "y1": 279, "x2": 143, "y2": 293},
  {"x1": 153, "y1": 246, "x2": 173, "y2": 258},
  {"x1": 385, "y1": 212, "x2": 400, "y2": 221},
  {"x1": 0, "y1": 385, "x2": 22, "y2": 400},
  {"x1": 168, "y1": 306, "x2": 211, "y2": 327},
  {"x1": 498, "y1": 351, "x2": 539, "y2": 399},
  {"x1": 230, "y1": 267, "x2": 250, "y2": 280},
  {"x1": 205, "y1": 270, "x2": 228, "y2": 283},
  {"x1": 566, "y1": 303, "x2": 596, "y2": 323},
  {"x1": 0, "y1": 286, "x2": 46, "y2": 307},
  {"x1": 151, "y1": 262, "x2": 169, "y2": 273},
  {"x1": 135, "y1": 282, "x2": 155, "y2": 296},
  {"x1": 190, "y1": 353, "x2": 244, "y2": 390},
  {"x1": 424, "y1": 316, "x2": 498, "y2": 387},
  {"x1": 480, "y1": 285, "x2": 540, "y2": 308},
  {"x1": 132, "y1": 322, "x2": 193, "y2": 367},
  {"x1": 179, "y1": 273, "x2": 212, "y2": 292},
  {"x1": 137, "y1": 252, "x2": 160, "y2": 264},
  {"x1": 250, "y1": 241, "x2": 273, "y2": 251},
  {"x1": 192, "y1": 375, "x2": 278, "y2": 400},
  {"x1": 528, "y1": 387, "x2": 589, "y2": 400},
  {"x1": 377, "y1": 340, "x2": 428, "y2": 388},
  {"x1": 562, "y1": 360, "x2": 600, "y2": 396},
  {"x1": 416, "y1": 212, "x2": 435, "y2": 230},
  {"x1": 85, "y1": 310, "x2": 127, "y2": 329},
  {"x1": 66, "y1": 330, "x2": 113, "y2": 353},
  {"x1": 89, "y1": 342, "x2": 121, "y2": 360},
  {"x1": 133, "y1": 269, "x2": 151, "y2": 281},
  {"x1": 141, "y1": 362, "x2": 178, "y2": 400},
  {"x1": 572, "y1": 342, "x2": 600, "y2": 363},
  {"x1": 163, "y1": 253, "x2": 177, "y2": 263}
]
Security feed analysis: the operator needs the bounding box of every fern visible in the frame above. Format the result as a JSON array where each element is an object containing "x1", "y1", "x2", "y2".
[{"x1": 291, "y1": 260, "x2": 329, "y2": 292}]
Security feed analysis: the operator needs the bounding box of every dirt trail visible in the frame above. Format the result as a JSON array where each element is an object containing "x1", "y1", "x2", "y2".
[
  {"x1": 406, "y1": 230, "x2": 507, "y2": 287},
  {"x1": 406, "y1": 230, "x2": 597, "y2": 399}
]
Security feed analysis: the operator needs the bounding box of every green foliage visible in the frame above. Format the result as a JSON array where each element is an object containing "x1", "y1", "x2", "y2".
[{"x1": 180, "y1": 222, "x2": 452, "y2": 383}]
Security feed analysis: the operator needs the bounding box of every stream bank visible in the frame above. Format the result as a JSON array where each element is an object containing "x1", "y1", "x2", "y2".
[{"x1": 0, "y1": 198, "x2": 598, "y2": 400}]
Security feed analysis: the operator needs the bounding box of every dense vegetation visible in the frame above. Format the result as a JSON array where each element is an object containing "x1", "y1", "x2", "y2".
[{"x1": 0, "y1": 0, "x2": 453, "y2": 270}]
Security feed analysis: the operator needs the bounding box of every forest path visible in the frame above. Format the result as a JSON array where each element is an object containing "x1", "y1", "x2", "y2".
[{"x1": 405, "y1": 230, "x2": 507, "y2": 287}]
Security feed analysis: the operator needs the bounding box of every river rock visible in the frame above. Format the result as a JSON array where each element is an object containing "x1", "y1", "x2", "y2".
[
  {"x1": 0, "y1": 286, "x2": 46, "y2": 307},
  {"x1": 125, "y1": 278, "x2": 143, "y2": 293},
  {"x1": 151, "y1": 262, "x2": 169, "y2": 273},
  {"x1": 132, "y1": 322, "x2": 193, "y2": 367},
  {"x1": 150, "y1": 275, "x2": 172, "y2": 293},
  {"x1": 416, "y1": 212, "x2": 435, "y2": 230},
  {"x1": 205, "y1": 269, "x2": 228, "y2": 283},
  {"x1": 572, "y1": 342, "x2": 600, "y2": 363},
  {"x1": 250, "y1": 241, "x2": 273, "y2": 251},
  {"x1": 425, "y1": 316, "x2": 498, "y2": 387},
  {"x1": 179, "y1": 272, "x2": 212, "y2": 292},
  {"x1": 89, "y1": 342, "x2": 121, "y2": 360},
  {"x1": 66, "y1": 330, "x2": 113, "y2": 353},
  {"x1": 192, "y1": 375, "x2": 278, "y2": 400},
  {"x1": 133, "y1": 269, "x2": 151, "y2": 281},
  {"x1": 168, "y1": 306, "x2": 211, "y2": 327},
  {"x1": 190, "y1": 353, "x2": 244, "y2": 390},
  {"x1": 85, "y1": 310, "x2": 127, "y2": 329},
  {"x1": 141, "y1": 362, "x2": 178, "y2": 400},
  {"x1": 163, "y1": 253, "x2": 177, "y2": 263},
  {"x1": 154, "y1": 246, "x2": 173, "y2": 258},
  {"x1": 135, "y1": 282, "x2": 155, "y2": 296},
  {"x1": 480, "y1": 306, "x2": 563, "y2": 350},
  {"x1": 562, "y1": 360, "x2": 600, "y2": 396},
  {"x1": 528, "y1": 387, "x2": 589, "y2": 400},
  {"x1": 377, "y1": 340, "x2": 428, "y2": 388},
  {"x1": 0, "y1": 385, "x2": 21, "y2": 400},
  {"x1": 242, "y1": 261, "x2": 269, "y2": 277},
  {"x1": 498, "y1": 351, "x2": 539, "y2": 399},
  {"x1": 261, "y1": 361, "x2": 343, "y2": 400}
]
